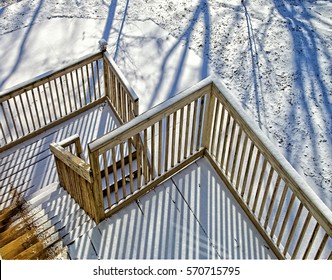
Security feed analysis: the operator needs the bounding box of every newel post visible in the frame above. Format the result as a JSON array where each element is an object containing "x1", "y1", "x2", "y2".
[
  {"x1": 100, "y1": 39, "x2": 110, "y2": 99},
  {"x1": 88, "y1": 148, "x2": 106, "y2": 223},
  {"x1": 202, "y1": 81, "x2": 215, "y2": 150}
]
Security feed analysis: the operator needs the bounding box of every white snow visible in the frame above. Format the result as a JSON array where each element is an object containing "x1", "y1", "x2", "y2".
[{"x1": 0, "y1": 0, "x2": 331, "y2": 210}]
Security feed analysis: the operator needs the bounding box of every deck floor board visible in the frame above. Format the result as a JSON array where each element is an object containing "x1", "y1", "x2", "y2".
[{"x1": 69, "y1": 158, "x2": 277, "y2": 259}]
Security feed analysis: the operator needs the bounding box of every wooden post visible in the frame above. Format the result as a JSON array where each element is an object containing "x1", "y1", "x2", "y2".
[
  {"x1": 202, "y1": 85, "x2": 214, "y2": 149},
  {"x1": 88, "y1": 149, "x2": 106, "y2": 223}
]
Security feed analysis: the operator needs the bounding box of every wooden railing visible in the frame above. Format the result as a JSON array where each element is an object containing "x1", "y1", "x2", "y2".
[
  {"x1": 86, "y1": 76, "x2": 331, "y2": 259},
  {"x1": 0, "y1": 50, "x2": 139, "y2": 153},
  {"x1": 103, "y1": 52, "x2": 139, "y2": 123},
  {"x1": 0, "y1": 51, "x2": 105, "y2": 152},
  {"x1": 50, "y1": 134, "x2": 104, "y2": 223}
]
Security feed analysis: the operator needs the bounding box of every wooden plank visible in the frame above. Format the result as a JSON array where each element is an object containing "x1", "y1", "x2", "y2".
[
  {"x1": 111, "y1": 147, "x2": 119, "y2": 203},
  {"x1": 196, "y1": 95, "x2": 206, "y2": 151},
  {"x1": 270, "y1": 184, "x2": 289, "y2": 237},
  {"x1": 264, "y1": 175, "x2": 282, "y2": 229},
  {"x1": 258, "y1": 166, "x2": 275, "y2": 220},
  {"x1": 190, "y1": 99, "x2": 198, "y2": 155},
  {"x1": 235, "y1": 135, "x2": 248, "y2": 191},
  {"x1": 240, "y1": 141, "x2": 255, "y2": 194},
  {"x1": 164, "y1": 115, "x2": 170, "y2": 172},
  {"x1": 103, "y1": 152, "x2": 111, "y2": 208},
  {"x1": 171, "y1": 111, "x2": 177, "y2": 167},
  {"x1": 252, "y1": 158, "x2": 268, "y2": 212},
  {"x1": 276, "y1": 193, "x2": 296, "y2": 246},
  {"x1": 151, "y1": 124, "x2": 155, "y2": 179},
  {"x1": 128, "y1": 138, "x2": 134, "y2": 194},
  {"x1": 302, "y1": 222, "x2": 320, "y2": 259},
  {"x1": 283, "y1": 202, "x2": 304, "y2": 255},
  {"x1": 230, "y1": 127, "x2": 242, "y2": 183},
  {"x1": 177, "y1": 107, "x2": 184, "y2": 163},
  {"x1": 120, "y1": 143, "x2": 127, "y2": 198},
  {"x1": 314, "y1": 233, "x2": 329, "y2": 259},
  {"x1": 158, "y1": 120, "x2": 162, "y2": 176},
  {"x1": 246, "y1": 150, "x2": 261, "y2": 204},
  {"x1": 50, "y1": 143, "x2": 92, "y2": 183}
]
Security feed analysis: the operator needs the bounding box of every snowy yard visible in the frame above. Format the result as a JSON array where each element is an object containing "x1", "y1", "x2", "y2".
[{"x1": 0, "y1": 0, "x2": 331, "y2": 210}]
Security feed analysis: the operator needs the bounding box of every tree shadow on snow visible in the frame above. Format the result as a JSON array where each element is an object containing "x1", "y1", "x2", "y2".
[{"x1": 0, "y1": 0, "x2": 45, "y2": 91}]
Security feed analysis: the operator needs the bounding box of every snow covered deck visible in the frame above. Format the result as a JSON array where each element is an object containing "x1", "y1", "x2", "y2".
[
  {"x1": 68, "y1": 157, "x2": 276, "y2": 259},
  {"x1": 0, "y1": 51, "x2": 331, "y2": 260}
]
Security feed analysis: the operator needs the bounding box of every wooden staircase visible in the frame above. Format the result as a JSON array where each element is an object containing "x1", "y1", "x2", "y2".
[{"x1": 0, "y1": 183, "x2": 95, "y2": 260}]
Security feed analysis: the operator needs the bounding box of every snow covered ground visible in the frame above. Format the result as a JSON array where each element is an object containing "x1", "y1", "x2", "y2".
[{"x1": 0, "y1": 0, "x2": 331, "y2": 209}]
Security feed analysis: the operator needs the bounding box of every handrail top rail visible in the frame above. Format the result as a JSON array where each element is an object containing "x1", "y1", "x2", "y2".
[
  {"x1": 88, "y1": 76, "x2": 213, "y2": 154},
  {"x1": 0, "y1": 50, "x2": 103, "y2": 100},
  {"x1": 103, "y1": 52, "x2": 139, "y2": 103},
  {"x1": 88, "y1": 74, "x2": 332, "y2": 235}
]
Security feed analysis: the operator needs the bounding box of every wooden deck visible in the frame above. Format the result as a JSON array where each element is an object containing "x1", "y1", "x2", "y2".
[{"x1": 68, "y1": 157, "x2": 277, "y2": 259}]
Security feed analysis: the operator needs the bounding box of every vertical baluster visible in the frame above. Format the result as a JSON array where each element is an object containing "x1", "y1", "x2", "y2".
[
  {"x1": 178, "y1": 107, "x2": 184, "y2": 163},
  {"x1": 264, "y1": 175, "x2": 282, "y2": 229},
  {"x1": 13, "y1": 96, "x2": 24, "y2": 136},
  {"x1": 246, "y1": 150, "x2": 261, "y2": 204},
  {"x1": 86, "y1": 64, "x2": 92, "y2": 103},
  {"x1": 143, "y1": 128, "x2": 149, "y2": 184},
  {"x1": 283, "y1": 202, "x2": 304, "y2": 255},
  {"x1": 53, "y1": 79, "x2": 63, "y2": 118},
  {"x1": 184, "y1": 104, "x2": 191, "y2": 159},
  {"x1": 128, "y1": 138, "x2": 134, "y2": 194},
  {"x1": 171, "y1": 112, "x2": 177, "y2": 167},
  {"x1": 136, "y1": 134, "x2": 142, "y2": 190},
  {"x1": 211, "y1": 101, "x2": 220, "y2": 155},
  {"x1": 70, "y1": 71, "x2": 78, "y2": 111},
  {"x1": 36, "y1": 86, "x2": 47, "y2": 125},
  {"x1": 43, "y1": 84, "x2": 52, "y2": 122},
  {"x1": 190, "y1": 100, "x2": 198, "y2": 155},
  {"x1": 252, "y1": 158, "x2": 268, "y2": 212},
  {"x1": 111, "y1": 147, "x2": 119, "y2": 203},
  {"x1": 270, "y1": 184, "x2": 289, "y2": 237},
  {"x1": 47, "y1": 81, "x2": 57, "y2": 120},
  {"x1": 19, "y1": 93, "x2": 31, "y2": 133},
  {"x1": 65, "y1": 74, "x2": 73, "y2": 113},
  {"x1": 314, "y1": 233, "x2": 329, "y2": 259},
  {"x1": 96, "y1": 59, "x2": 102, "y2": 99},
  {"x1": 216, "y1": 106, "x2": 226, "y2": 161},
  {"x1": 235, "y1": 135, "x2": 248, "y2": 190},
  {"x1": 240, "y1": 142, "x2": 255, "y2": 196},
  {"x1": 59, "y1": 77, "x2": 69, "y2": 115},
  {"x1": 81, "y1": 67, "x2": 87, "y2": 105},
  {"x1": 220, "y1": 111, "x2": 231, "y2": 168},
  {"x1": 276, "y1": 192, "x2": 296, "y2": 246},
  {"x1": 230, "y1": 127, "x2": 242, "y2": 182},
  {"x1": 225, "y1": 119, "x2": 236, "y2": 174},
  {"x1": 0, "y1": 121, "x2": 6, "y2": 144},
  {"x1": 302, "y1": 223, "x2": 320, "y2": 259},
  {"x1": 24, "y1": 90, "x2": 36, "y2": 131},
  {"x1": 164, "y1": 115, "x2": 170, "y2": 171},
  {"x1": 291, "y1": 212, "x2": 312, "y2": 259},
  {"x1": 7, "y1": 99, "x2": 19, "y2": 138},
  {"x1": 90, "y1": 62, "x2": 97, "y2": 101},
  {"x1": 120, "y1": 142, "x2": 127, "y2": 199},
  {"x1": 151, "y1": 124, "x2": 155, "y2": 180},
  {"x1": 196, "y1": 96, "x2": 205, "y2": 151},
  {"x1": 75, "y1": 69, "x2": 83, "y2": 108},
  {"x1": 258, "y1": 167, "x2": 275, "y2": 220},
  {"x1": 158, "y1": 120, "x2": 162, "y2": 176}
]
